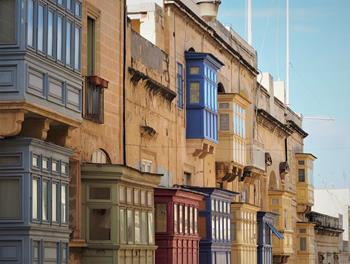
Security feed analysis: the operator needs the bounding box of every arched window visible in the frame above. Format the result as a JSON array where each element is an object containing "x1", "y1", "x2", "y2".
[
  {"x1": 188, "y1": 47, "x2": 196, "y2": 52},
  {"x1": 217, "y1": 82, "x2": 225, "y2": 94},
  {"x1": 91, "y1": 149, "x2": 111, "y2": 164}
]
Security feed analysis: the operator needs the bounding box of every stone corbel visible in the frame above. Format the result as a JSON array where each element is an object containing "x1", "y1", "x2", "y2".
[
  {"x1": 47, "y1": 126, "x2": 75, "y2": 147},
  {"x1": 20, "y1": 117, "x2": 51, "y2": 140},
  {"x1": 0, "y1": 111, "x2": 24, "y2": 137}
]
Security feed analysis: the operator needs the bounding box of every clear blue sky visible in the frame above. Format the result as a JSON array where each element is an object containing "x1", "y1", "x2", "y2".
[{"x1": 218, "y1": 0, "x2": 350, "y2": 188}]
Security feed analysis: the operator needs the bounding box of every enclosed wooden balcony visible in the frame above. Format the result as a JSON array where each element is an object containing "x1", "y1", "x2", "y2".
[{"x1": 295, "y1": 153, "x2": 317, "y2": 212}]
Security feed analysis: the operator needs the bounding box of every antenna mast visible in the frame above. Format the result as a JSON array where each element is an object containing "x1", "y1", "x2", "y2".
[
  {"x1": 286, "y1": 0, "x2": 290, "y2": 105},
  {"x1": 247, "y1": 0, "x2": 252, "y2": 45}
]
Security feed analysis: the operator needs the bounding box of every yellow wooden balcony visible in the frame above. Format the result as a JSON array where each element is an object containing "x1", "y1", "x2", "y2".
[{"x1": 272, "y1": 230, "x2": 294, "y2": 255}]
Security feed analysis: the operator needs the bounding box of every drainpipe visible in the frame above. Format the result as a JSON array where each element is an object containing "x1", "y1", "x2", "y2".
[
  {"x1": 122, "y1": 0, "x2": 127, "y2": 166},
  {"x1": 285, "y1": 137, "x2": 288, "y2": 162}
]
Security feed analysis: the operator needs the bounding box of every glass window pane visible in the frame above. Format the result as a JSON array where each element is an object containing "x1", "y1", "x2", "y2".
[
  {"x1": 147, "y1": 191, "x2": 152, "y2": 207},
  {"x1": 61, "y1": 243, "x2": 68, "y2": 263},
  {"x1": 89, "y1": 187, "x2": 111, "y2": 200},
  {"x1": 190, "y1": 82, "x2": 200, "y2": 104},
  {"x1": 134, "y1": 189, "x2": 139, "y2": 205},
  {"x1": 174, "y1": 204, "x2": 178, "y2": 233},
  {"x1": 189, "y1": 207, "x2": 193, "y2": 234},
  {"x1": 184, "y1": 205, "x2": 188, "y2": 234},
  {"x1": 27, "y1": 0, "x2": 34, "y2": 46},
  {"x1": 141, "y1": 190, "x2": 146, "y2": 205},
  {"x1": 52, "y1": 183, "x2": 57, "y2": 222},
  {"x1": 141, "y1": 211, "x2": 147, "y2": 244},
  {"x1": 155, "y1": 204, "x2": 167, "y2": 233},
  {"x1": 89, "y1": 208, "x2": 111, "y2": 240},
  {"x1": 32, "y1": 178, "x2": 38, "y2": 220},
  {"x1": 0, "y1": 178, "x2": 21, "y2": 219},
  {"x1": 37, "y1": 5, "x2": 44, "y2": 51},
  {"x1": 87, "y1": 17, "x2": 95, "y2": 75},
  {"x1": 135, "y1": 210, "x2": 141, "y2": 244},
  {"x1": 66, "y1": 21, "x2": 71, "y2": 65},
  {"x1": 120, "y1": 209, "x2": 126, "y2": 244},
  {"x1": 127, "y1": 209, "x2": 133, "y2": 244},
  {"x1": 74, "y1": 27, "x2": 80, "y2": 69},
  {"x1": 75, "y1": 2, "x2": 81, "y2": 16},
  {"x1": 42, "y1": 180, "x2": 48, "y2": 221},
  {"x1": 220, "y1": 114, "x2": 229, "y2": 131},
  {"x1": 66, "y1": 0, "x2": 71, "y2": 10},
  {"x1": 48, "y1": 11, "x2": 53, "y2": 56},
  {"x1": 61, "y1": 185, "x2": 67, "y2": 223},
  {"x1": 119, "y1": 185, "x2": 125, "y2": 203},
  {"x1": 211, "y1": 216, "x2": 215, "y2": 239},
  {"x1": 179, "y1": 205, "x2": 183, "y2": 233},
  {"x1": 32, "y1": 241, "x2": 40, "y2": 262},
  {"x1": 194, "y1": 208, "x2": 198, "y2": 234},
  {"x1": 0, "y1": 0, "x2": 16, "y2": 44},
  {"x1": 57, "y1": 16, "x2": 63, "y2": 61},
  {"x1": 58, "y1": 0, "x2": 63, "y2": 5},
  {"x1": 127, "y1": 188, "x2": 132, "y2": 204},
  {"x1": 148, "y1": 212, "x2": 154, "y2": 244}
]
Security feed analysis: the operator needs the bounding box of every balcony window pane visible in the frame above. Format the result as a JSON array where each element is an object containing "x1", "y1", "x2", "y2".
[
  {"x1": 74, "y1": 27, "x2": 80, "y2": 70},
  {"x1": 61, "y1": 243, "x2": 68, "y2": 264},
  {"x1": 120, "y1": 208, "x2": 126, "y2": 243},
  {"x1": 189, "y1": 82, "x2": 200, "y2": 104},
  {"x1": 57, "y1": 16, "x2": 63, "y2": 61},
  {"x1": 135, "y1": 210, "x2": 141, "y2": 244},
  {"x1": 127, "y1": 209, "x2": 133, "y2": 244},
  {"x1": 194, "y1": 208, "x2": 198, "y2": 234},
  {"x1": 189, "y1": 207, "x2": 193, "y2": 234},
  {"x1": 0, "y1": 0, "x2": 16, "y2": 44},
  {"x1": 0, "y1": 178, "x2": 21, "y2": 219},
  {"x1": 61, "y1": 185, "x2": 67, "y2": 223},
  {"x1": 220, "y1": 114, "x2": 229, "y2": 131},
  {"x1": 66, "y1": 21, "x2": 71, "y2": 65},
  {"x1": 66, "y1": 0, "x2": 71, "y2": 10},
  {"x1": 300, "y1": 237, "x2": 307, "y2": 251},
  {"x1": 52, "y1": 183, "x2": 57, "y2": 222},
  {"x1": 27, "y1": 0, "x2": 34, "y2": 46},
  {"x1": 58, "y1": 0, "x2": 63, "y2": 5},
  {"x1": 89, "y1": 208, "x2": 111, "y2": 240},
  {"x1": 37, "y1": 5, "x2": 44, "y2": 51},
  {"x1": 32, "y1": 241, "x2": 40, "y2": 263},
  {"x1": 141, "y1": 211, "x2": 147, "y2": 244},
  {"x1": 148, "y1": 212, "x2": 154, "y2": 244},
  {"x1": 298, "y1": 169, "x2": 305, "y2": 182},
  {"x1": 179, "y1": 205, "x2": 183, "y2": 233},
  {"x1": 32, "y1": 178, "x2": 38, "y2": 220},
  {"x1": 174, "y1": 204, "x2": 178, "y2": 233},
  {"x1": 211, "y1": 216, "x2": 215, "y2": 239},
  {"x1": 155, "y1": 203, "x2": 167, "y2": 233},
  {"x1": 184, "y1": 205, "x2": 188, "y2": 234},
  {"x1": 119, "y1": 185, "x2": 125, "y2": 203},
  {"x1": 42, "y1": 180, "x2": 48, "y2": 221},
  {"x1": 87, "y1": 17, "x2": 95, "y2": 75},
  {"x1": 75, "y1": 2, "x2": 81, "y2": 16},
  {"x1": 47, "y1": 11, "x2": 53, "y2": 56}
]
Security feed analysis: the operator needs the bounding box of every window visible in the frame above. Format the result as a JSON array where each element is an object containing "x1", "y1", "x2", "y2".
[
  {"x1": 179, "y1": 205, "x2": 183, "y2": 233},
  {"x1": 298, "y1": 169, "x2": 305, "y2": 182},
  {"x1": 61, "y1": 243, "x2": 68, "y2": 264},
  {"x1": 119, "y1": 209, "x2": 126, "y2": 243},
  {"x1": 298, "y1": 160, "x2": 305, "y2": 165},
  {"x1": 32, "y1": 241, "x2": 41, "y2": 264},
  {"x1": 184, "y1": 205, "x2": 188, "y2": 234},
  {"x1": 174, "y1": 204, "x2": 178, "y2": 233},
  {"x1": 75, "y1": 2, "x2": 81, "y2": 17},
  {"x1": 265, "y1": 224, "x2": 271, "y2": 244},
  {"x1": 57, "y1": 16, "x2": 63, "y2": 61},
  {"x1": 183, "y1": 172, "x2": 191, "y2": 186},
  {"x1": 148, "y1": 212, "x2": 154, "y2": 244},
  {"x1": 194, "y1": 208, "x2": 198, "y2": 234},
  {"x1": 177, "y1": 63, "x2": 184, "y2": 108},
  {"x1": 66, "y1": 21, "x2": 72, "y2": 65},
  {"x1": 155, "y1": 204, "x2": 167, "y2": 233},
  {"x1": 61, "y1": 185, "x2": 67, "y2": 223},
  {"x1": 141, "y1": 159, "x2": 152, "y2": 173},
  {"x1": 300, "y1": 237, "x2": 307, "y2": 251},
  {"x1": 0, "y1": 178, "x2": 21, "y2": 219},
  {"x1": 189, "y1": 207, "x2": 193, "y2": 234},
  {"x1": 89, "y1": 208, "x2": 111, "y2": 240},
  {"x1": 37, "y1": 5, "x2": 44, "y2": 52},
  {"x1": 74, "y1": 26, "x2": 80, "y2": 70},
  {"x1": 44, "y1": 242, "x2": 58, "y2": 263},
  {"x1": 52, "y1": 183, "x2": 57, "y2": 222},
  {"x1": 135, "y1": 210, "x2": 141, "y2": 243},
  {"x1": 27, "y1": 0, "x2": 34, "y2": 46},
  {"x1": 127, "y1": 209, "x2": 133, "y2": 244},
  {"x1": 42, "y1": 180, "x2": 48, "y2": 221},
  {"x1": 219, "y1": 113, "x2": 229, "y2": 131},
  {"x1": 85, "y1": 80, "x2": 104, "y2": 123},
  {"x1": 87, "y1": 17, "x2": 95, "y2": 75},
  {"x1": 0, "y1": 0, "x2": 16, "y2": 44},
  {"x1": 32, "y1": 178, "x2": 39, "y2": 220},
  {"x1": 47, "y1": 11, "x2": 54, "y2": 56},
  {"x1": 119, "y1": 186, "x2": 125, "y2": 203},
  {"x1": 189, "y1": 82, "x2": 200, "y2": 104},
  {"x1": 91, "y1": 149, "x2": 110, "y2": 164},
  {"x1": 141, "y1": 211, "x2": 147, "y2": 244},
  {"x1": 66, "y1": 0, "x2": 72, "y2": 10}
]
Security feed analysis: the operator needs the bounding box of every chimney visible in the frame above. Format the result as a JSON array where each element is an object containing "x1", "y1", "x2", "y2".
[{"x1": 196, "y1": 0, "x2": 221, "y2": 21}]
